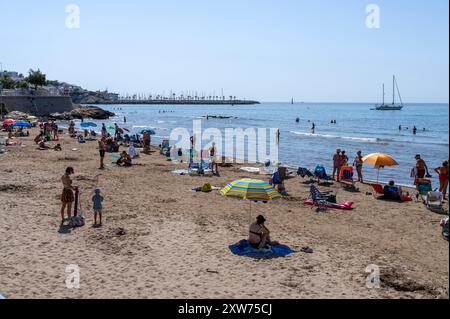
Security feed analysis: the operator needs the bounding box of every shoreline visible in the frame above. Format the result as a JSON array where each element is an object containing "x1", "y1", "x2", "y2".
[{"x1": 0, "y1": 127, "x2": 448, "y2": 299}]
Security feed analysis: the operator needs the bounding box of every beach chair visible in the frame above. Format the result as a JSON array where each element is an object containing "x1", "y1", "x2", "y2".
[
  {"x1": 188, "y1": 159, "x2": 213, "y2": 176},
  {"x1": 416, "y1": 178, "x2": 432, "y2": 201},
  {"x1": 370, "y1": 183, "x2": 385, "y2": 198},
  {"x1": 313, "y1": 165, "x2": 331, "y2": 184},
  {"x1": 339, "y1": 166, "x2": 355, "y2": 185},
  {"x1": 160, "y1": 139, "x2": 170, "y2": 156},
  {"x1": 309, "y1": 185, "x2": 334, "y2": 211},
  {"x1": 425, "y1": 191, "x2": 444, "y2": 213}
]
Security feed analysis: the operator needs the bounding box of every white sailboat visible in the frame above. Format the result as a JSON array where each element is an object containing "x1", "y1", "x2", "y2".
[{"x1": 374, "y1": 75, "x2": 404, "y2": 111}]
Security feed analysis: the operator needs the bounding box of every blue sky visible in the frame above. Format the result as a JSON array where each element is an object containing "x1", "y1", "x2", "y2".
[{"x1": 1, "y1": 0, "x2": 448, "y2": 102}]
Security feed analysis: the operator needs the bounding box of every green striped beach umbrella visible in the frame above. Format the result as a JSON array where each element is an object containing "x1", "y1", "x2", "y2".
[{"x1": 220, "y1": 178, "x2": 282, "y2": 223}]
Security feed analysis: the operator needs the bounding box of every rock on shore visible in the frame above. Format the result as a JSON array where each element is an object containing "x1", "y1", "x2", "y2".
[{"x1": 48, "y1": 104, "x2": 115, "y2": 120}]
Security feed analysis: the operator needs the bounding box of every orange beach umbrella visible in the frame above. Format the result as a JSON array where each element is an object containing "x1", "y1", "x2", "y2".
[{"x1": 362, "y1": 153, "x2": 399, "y2": 182}]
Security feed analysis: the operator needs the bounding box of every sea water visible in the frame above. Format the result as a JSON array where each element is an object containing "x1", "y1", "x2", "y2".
[{"x1": 78, "y1": 102, "x2": 449, "y2": 187}]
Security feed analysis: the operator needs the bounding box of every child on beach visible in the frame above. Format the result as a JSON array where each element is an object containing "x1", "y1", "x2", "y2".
[{"x1": 92, "y1": 188, "x2": 104, "y2": 227}]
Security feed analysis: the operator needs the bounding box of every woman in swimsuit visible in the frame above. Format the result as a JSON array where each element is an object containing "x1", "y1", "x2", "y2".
[
  {"x1": 60, "y1": 167, "x2": 76, "y2": 225},
  {"x1": 249, "y1": 215, "x2": 278, "y2": 249},
  {"x1": 353, "y1": 151, "x2": 364, "y2": 183},
  {"x1": 435, "y1": 161, "x2": 449, "y2": 200}
]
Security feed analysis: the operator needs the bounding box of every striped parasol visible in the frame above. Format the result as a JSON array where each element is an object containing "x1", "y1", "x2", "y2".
[{"x1": 221, "y1": 179, "x2": 282, "y2": 223}]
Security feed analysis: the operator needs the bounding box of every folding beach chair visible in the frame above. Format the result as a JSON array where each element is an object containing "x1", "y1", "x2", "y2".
[
  {"x1": 425, "y1": 191, "x2": 445, "y2": 213},
  {"x1": 309, "y1": 185, "x2": 336, "y2": 212},
  {"x1": 339, "y1": 166, "x2": 355, "y2": 184},
  {"x1": 416, "y1": 178, "x2": 433, "y2": 201}
]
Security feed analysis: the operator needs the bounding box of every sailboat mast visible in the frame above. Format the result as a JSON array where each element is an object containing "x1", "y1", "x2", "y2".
[
  {"x1": 392, "y1": 75, "x2": 396, "y2": 105},
  {"x1": 382, "y1": 84, "x2": 385, "y2": 105}
]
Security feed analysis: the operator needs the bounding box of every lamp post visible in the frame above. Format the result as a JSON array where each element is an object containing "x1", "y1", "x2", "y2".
[{"x1": 0, "y1": 62, "x2": 3, "y2": 119}]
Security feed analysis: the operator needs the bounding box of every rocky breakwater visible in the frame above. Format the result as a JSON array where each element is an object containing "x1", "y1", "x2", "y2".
[{"x1": 48, "y1": 104, "x2": 115, "y2": 120}]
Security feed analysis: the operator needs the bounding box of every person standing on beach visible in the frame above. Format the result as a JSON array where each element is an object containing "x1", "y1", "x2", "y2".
[
  {"x1": 60, "y1": 167, "x2": 76, "y2": 225},
  {"x1": 340, "y1": 151, "x2": 349, "y2": 166},
  {"x1": 415, "y1": 154, "x2": 430, "y2": 183},
  {"x1": 434, "y1": 161, "x2": 449, "y2": 200},
  {"x1": 92, "y1": 188, "x2": 104, "y2": 227},
  {"x1": 353, "y1": 151, "x2": 364, "y2": 183},
  {"x1": 101, "y1": 123, "x2": 108, "y2": 137},
  {"x1": 98, "y1": 137, "x2": 107, "y2": 169},
  {"x1": 413, "y1": 126, "x2": 417, "y2": 135},
  {"x1": 311, "y1": 122, "x2": 316, "y2": 134},
  {"x1": 332, "y1": 149, "x2": 342, "y2": 181},
  {"x1": 209, "y1": 142, "x2": 219, "y2": 175}
]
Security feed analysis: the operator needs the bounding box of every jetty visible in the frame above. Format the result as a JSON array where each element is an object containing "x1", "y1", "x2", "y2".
[{"x1": 88, "y1": 99, "x2": 259, "y2": 105}]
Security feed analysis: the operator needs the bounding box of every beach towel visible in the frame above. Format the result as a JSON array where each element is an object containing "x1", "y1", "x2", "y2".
[
  {"x1": 229, "y1": 240, "x2": 295, "y2": 259},
  {"x1": 240, "y1": 167, "x2": 260, "y2": 174}
]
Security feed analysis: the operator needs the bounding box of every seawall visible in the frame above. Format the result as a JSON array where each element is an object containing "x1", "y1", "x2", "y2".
[{"x1": 0, "y1": 95, "x2": 74, "y2": 116}]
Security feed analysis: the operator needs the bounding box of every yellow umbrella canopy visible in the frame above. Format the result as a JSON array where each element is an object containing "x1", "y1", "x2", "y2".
[
  {"x1": 362, "y1": 153, "x2": 399, "y2": 182},
  {"x1": 362, "y1": 153, "x2": 399, "y2": 167}
]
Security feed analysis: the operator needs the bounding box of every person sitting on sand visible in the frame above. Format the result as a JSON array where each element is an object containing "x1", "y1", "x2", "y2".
[
  {"x1": 117, "y1": 151, "x2": 132, "y2": 167},
  {"x1": 34, "y1": 131, "x2": 44, "y2": 144},
  {"x1": 53, "y1": 144, "x2": 62, "y2": 151},
  {"x1": 38, "y1": 139, "x2": 50, "y2": 150},
  {"x1": 383, "y1": 180, "x2": 402, "y2": 200},
  {"x1": 249, "y1": 215, "x2": 279, "y2": 249},
  {"x1": 60, "y1": 167, "x2": 77, "y2": 225},
  {"x1": 434, "y1": 161, "x2": 449, "y2": 200}
]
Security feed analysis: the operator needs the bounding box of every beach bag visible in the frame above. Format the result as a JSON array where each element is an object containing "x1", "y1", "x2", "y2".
[
  {"x1": 314, "y1": 165, "x2": 327, "y2": 179},
  {"x1": 201, "y1": 183, "x2": 212, "y2": 193},
  {"x1": 69, "y1": 216, "x2": 85, "y2": 228}
]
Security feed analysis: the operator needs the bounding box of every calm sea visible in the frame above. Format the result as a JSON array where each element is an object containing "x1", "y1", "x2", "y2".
[{"x1": 78, "y1": 102, "x2": 449, "y2": 187}]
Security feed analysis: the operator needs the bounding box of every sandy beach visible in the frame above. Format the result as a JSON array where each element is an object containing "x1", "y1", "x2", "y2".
[{"x1": 0, "y1": 128, "x2": 448, "y2": 299}]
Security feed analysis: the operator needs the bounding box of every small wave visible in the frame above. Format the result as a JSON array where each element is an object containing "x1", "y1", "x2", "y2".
[
  {"x1": 153, "y1": 135, "x2": 170, "y2": 139},
  {"x1": 290, "y1": 131, "x2": 381, "y2": 143}
]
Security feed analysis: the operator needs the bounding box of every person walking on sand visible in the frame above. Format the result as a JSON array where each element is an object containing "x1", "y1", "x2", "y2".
[
  {"x1": 92, "y1": 188, "x2": 104, "y2": 227},
  {"x1": 434, "y1": 161, "x2": 449, "y2": 200},
  {"x1": 98, "y1": 137, "x2": 107, "y2": 169},
  {"x1": 414, "y1": 154, "x2": 430, "y2": 184},
  {"x1": 332, "y1": 149, "x2": 342, "y2": 181},
  {"x1": 101, "y1": 123, "x2": 108, "y2": 138},
  {"x1": 353, "y1": 150, "x2": 364, "y2": 183},
  {"x1": 60, "y1": 167, "x2": 76, "y2": 225}
]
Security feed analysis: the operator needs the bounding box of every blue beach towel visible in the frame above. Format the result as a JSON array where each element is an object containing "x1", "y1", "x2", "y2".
[{"x1": 229, "y1": 240, "x2": 295, "y2": 259}]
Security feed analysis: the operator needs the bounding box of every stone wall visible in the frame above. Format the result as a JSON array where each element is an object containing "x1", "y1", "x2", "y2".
[{"x1": 0, "y1": 95, "x2": 74, "y2": 116}]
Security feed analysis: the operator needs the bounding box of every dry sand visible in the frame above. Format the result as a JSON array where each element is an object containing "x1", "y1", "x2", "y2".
[{"x1": 0, "y1": 129, "x2": 448, "y2": 299}]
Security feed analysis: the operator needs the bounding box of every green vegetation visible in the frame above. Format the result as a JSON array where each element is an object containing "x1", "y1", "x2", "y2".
[{"x1": 25, "y1": 69, "x2": 47, "y2": 90}]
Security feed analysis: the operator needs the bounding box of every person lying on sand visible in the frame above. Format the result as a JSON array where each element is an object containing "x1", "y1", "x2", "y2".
[{"x1": 249, "y1": 215, "x2": 279, "y2": 249}]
